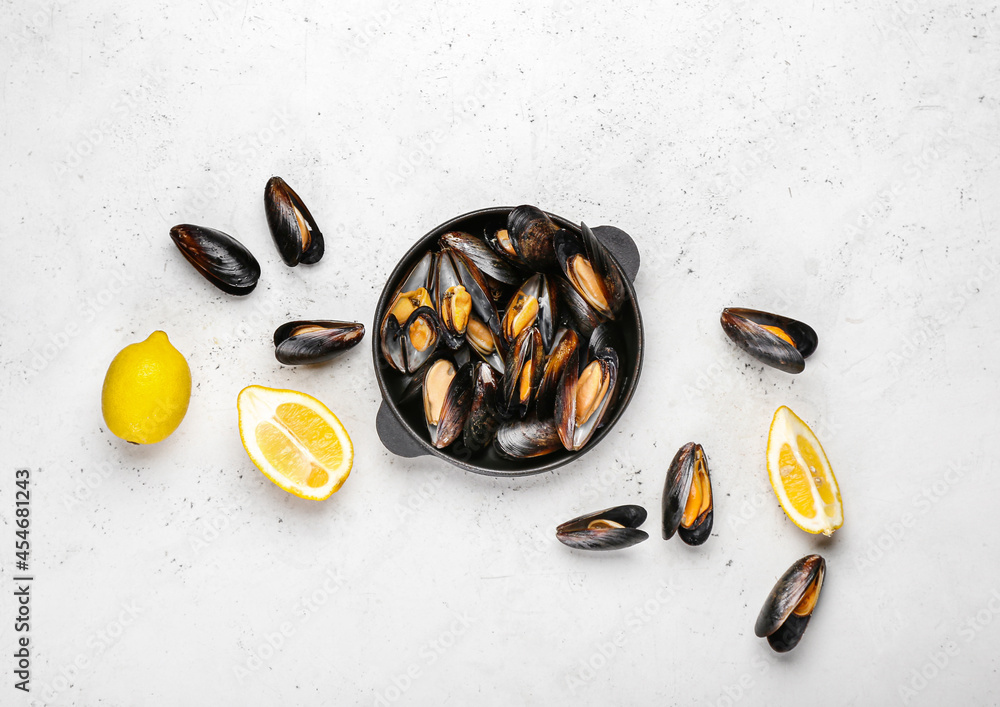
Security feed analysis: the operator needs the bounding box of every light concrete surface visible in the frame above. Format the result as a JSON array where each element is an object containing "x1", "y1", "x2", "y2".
[{"x1": 2, "y1": 1, "x2": 999, "y2": 705}]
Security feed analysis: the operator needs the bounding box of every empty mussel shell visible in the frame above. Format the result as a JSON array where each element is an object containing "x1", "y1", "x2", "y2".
[
  {"x1": 494, "y1": 414, "x2": 562, "y2": 459},
  {"x1": 169, "y1": 224, "x2": 261, "y2": 296},
  {"x1": 273, "y1": 321, "x2": 365, "y2": 365},
  {"x1": 264, "y1": 176, "x2": 324, "y2": 266},
  {"x1": 755, "y1": 554, "x2": 826, "y2": 653},
  {"x1": 720, "y1": 308, "x2": 818, "y2": 374},
  {"x1": 556, "y1": 505, "x2": 648, "y2": 551},
  {"x1": 661, "y1": 442, "x2": 713, "y2": 546},
  {"x1": 423, "y1": 359, "x2": 474, "y2": 448}
]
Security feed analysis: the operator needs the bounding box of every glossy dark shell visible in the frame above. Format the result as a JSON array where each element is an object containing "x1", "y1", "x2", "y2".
[
  {"x1": 273, "y1": 321, "x2": 365, "y2": 365},
  {"x1": 535, "y1": 328, "x2": 580, "y2": 419},
  {"x1": 552, "y1": 276, "x2": 601, "y2": 340},
  {"x1": 508, "y1": 205, "x2": 559, "y2": 270},
  {"x1": 439, "y1": 231, "x2": 522, "y2": 291},
  {"x1": 661, "y1": 442, "x2": 714, "y2": 546},
  {"x1": 424, "y1": 360, "x2": 474, "y2": 449},
  {"x1": 501, "y1": 326, "x2": 543, "y2": 419},
  {"x1": 463, "y1": 362, "x2": 501, "y2": 452},
  {"x1": 264, "y1": 176, "x2": 324, "y2": 266},
  {"x1": 556, "y1": 505, "x2": 649, "y2": 551},
  {"x1": 755, "y1": 554, "x2": 825, "y2": 652},
  {"x1": 556, "y1": 329, "x2": 619, "y2": 452},
  {"x1": 580, "y1": 222, "x2": 626, "y2": 317},
  {"x1": 720, "y1": 308, "x2": 818, "y2": 374},
  {"x1": 169, "y1": 224, "x2": 261, "y2": 296},
  {"x1": 494, "y1": 415, "x2": 562, "y2": 459}
]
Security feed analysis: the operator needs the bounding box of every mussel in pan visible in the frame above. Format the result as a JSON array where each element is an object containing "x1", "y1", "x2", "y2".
[
  {"x1": 661, "y1": 442, "x2": 713, "y2": 546},
  {"x1": 423, "y1": 359, "x2": 474, "y2": 449},
  {"x1": 273, "y1": 321, "x2": 365, "y2": 365},
  {"x1": 500, "y1": 326, "x2": 543, "y2": 419},
  {"x1": 463, "y1": 362, "x2": 501, "y2": 453},
  {"x1": 380, "y1": 253, "x2": 439, "y2": 372},
  {"x1": 264, "y1": 176, "x2": 324, "y2": 266},
  {"x1": 466, "y1": 314, "x2": 505, "y2": 373},
  {"x1": 555, "y1": 325, "x2": 619, "y2": 451},
  {"x1": 500, "y1": 273, "x2": 557, "y2": 350},
  {"x1": 535, "y1": 328, "x2": 580, "y2": 419},
  {"x1": 754, "y1": 554, "x2": 826, "y2": 653},
  {"x1": 169, "y1": 224, "x2": 261, "y2": 296},
  {"x1": 720, "y1": 308, "x2": 818, "y2": 374},
  {"x1": 507, "y1": 205, "x2": 560, "y2": 270},
  {"x1": 494, "y1": 414, "x2": 563, "y2": 459},
  {"x1": 556, "y1": 505, "x2": 648, "y2": 551}
]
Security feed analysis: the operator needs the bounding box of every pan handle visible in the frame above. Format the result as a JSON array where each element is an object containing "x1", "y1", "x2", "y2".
[
  {"x1": 592, "y1": 225, "x2": 640, "y2": 283},
  {"x1": 376, "y1": 402, "x2": 429, "y2": 458}
]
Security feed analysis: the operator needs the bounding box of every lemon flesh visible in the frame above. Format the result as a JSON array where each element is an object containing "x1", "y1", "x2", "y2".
[{"x1": 102, "y1": 331, "x2": 192, "y2": 444}]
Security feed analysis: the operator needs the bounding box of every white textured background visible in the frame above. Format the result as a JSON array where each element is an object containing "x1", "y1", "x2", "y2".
[{"x1": 2, "y1": 1, "x2": 999, "y2": 705}]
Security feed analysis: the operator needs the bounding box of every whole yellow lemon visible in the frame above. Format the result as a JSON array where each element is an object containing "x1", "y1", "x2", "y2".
[{"x1": 102, "y1": 331, "x2": 192, "y2": 444}]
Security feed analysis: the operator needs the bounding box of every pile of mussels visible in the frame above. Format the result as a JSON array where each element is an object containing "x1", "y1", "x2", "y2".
[{"x1": 379, "y1": 205, "x2": 630, "y2": 460}]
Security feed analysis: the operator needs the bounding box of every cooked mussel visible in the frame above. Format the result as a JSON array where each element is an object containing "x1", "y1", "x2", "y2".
[
  {"x1": 556, "y1": 505, "x2": 648, "y2": 551},
  {"x1": 661, "y1": 442, "x2": 713, "y2": 546},
  {"x1": 439, "y1": 231, "x2": 522, "y2": 295},
  {"x1": 553, "y1": 276, "x2": 601, "y2": 340},
  {"x1": 501, "y1": 326, "x2": 543, "y2": 418},
  {"x1": 169, "y1": 224, "x2": 261, "y2": 296},
  {"x1": 381, "y1": 253, "x2": 438, "y2": 372},
  {"x1": 463, "y1": 362, "x2": 501, "y2": 452},
  {"x1": 485, "y1": 226, "x2": 527, "y2": 269},
  {"x1": 535, "y1": 328, "x2": 580, "y2": 419},
  {"x1": 755, "y1": 554, "x2": 826, "y2": 653},
  {"x1": 500, "y1": 274, "x2": 557, "y2": 349},
  {"x1": 264, "y1": 176, "x2": 324, "y2": 266},
  {"x1": 466, "y1": 314, "x2": 505, "y2": 373},
  {"x1": 508, "y1": 205, "x2": 559, "y2": 270},
  {"x1": 273, "y1": 320, "x2": 365, "y2": 365},
  {"x1": 720, "y1": 308, "x2": 818, "y2": 374},
  {"x1": 494, "y1": 414, "x2": 562, "y2": 459},
  {"x1": 434, "y1": 250, "x2": 473, "y2": 349},
  {"x1": 423, "y1": 359, "x2": 474, "y2": 448},
  {"x1": 554, "y1": 223, "x2": 626, "y2": 319},
  {"x1": 555, "y1": 326, "x2": 619, "y2": 451}
]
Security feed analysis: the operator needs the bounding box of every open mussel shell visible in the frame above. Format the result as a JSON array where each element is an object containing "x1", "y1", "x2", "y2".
[
  {"x1": 170, "y1": 224, "x2": 261, "y2": 296},
  {"x1": 463, "y1": 362, "x2": 501, "y2": 452},
  {"x1": 494, "y1": 414, "x2": 562, "y2": 459},
  {"x1": 433, "y1": 249, "x2": 473, "y2": 350},
  {"x1": 554, "y1": 227, "x2": 618, "y2": 320},
  {"x1": 661, "y1": 442, "x2": 713, "y2": 546},
  {"x1": 508, "y1": 205, "x2": 559, "y2": 270},
  {"x1": 485, "y1": 226, "x2": 528, "y2": 269},
  {"x1": 274, "y1": 321, "x2": 365, "y2": 365},
  {"x1": 445, "y1": 248, "x2": 502, "y2": 337},
  {"x1": 555, "y1": 326, "x2": 619, "y2": 452},
  {"x1": 536, "y1": 328, "x2": 580, "y2": 419},
  {"x1": 755, "y1": 554, "x2": 826, "y2": 653},
  {"x1": 381, "y1": 306, "x2": 441, "y2": 374},
  {"x1": 720, "y1": 308, "x2": 818, "y2": 374},
  {"x1": 556, "y1": 505, "x2": 649, "y2": 551},
  {"x1": 579, "y1": 222, "x2": 626, "y2": 317},
  {"x1": 423, "y1": 359, "x2": 474, "y2": 448},
  {"x1": 553, "y1": 275, "x2": 601, "y2": 340},
  {"x1": 501, "y1": 326, "x2": 543, "y2": 419},
  {"x1": 439, "y1": 231, "x2": 522, "y2": 295},
  {"x1": 264, "y1": 176, "x2": 324, "y2": 266},
  {"x1": 501, "y1": 273, "x2": 557, "y2": 350}
]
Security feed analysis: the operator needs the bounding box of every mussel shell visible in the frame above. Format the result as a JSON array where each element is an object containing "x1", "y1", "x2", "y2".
[
  {"x1": 402, "y1": 306, "x2": 441, "y2": 373},
  {"x1": 169, "y1": 224, "x2": 261, "y2": 296},
  {"x1": 264, "y1": 176, "x2": 324, "y2": 266},
  {"x1": 274, "y1": 320, "x2": 365, "y2": 365},
  {"x1": 554, "y1": 228, "x2": 613, "y2": 320},
  {"x1": 555, "y1": 338, "x2": 619, "y2": 452},
  {"x1": 720, "y1": 308, "x2": 818, "y2": 374},
  {"x1": 536, "y1": 328, "x2": 581, "y2": 419},
  {"x1": 553, "y1": 275, "x2": 601, "y2": 340},
  {"x1": 380, "y1": 314, "x2": 406, "y2": 371},
  {"x1": 508, "y1": 205, "x2": 559, "y2": 270},
  {"x1": 661, "y1": 442, "x2": 713, "y2": 545},
  {"x1": 463, "y1": 362, "x2": 501, "y2": 452},
  {"x1": 494, "y1": 414, "x2": 562, "y2": 459},
  {"x1": 501, "y1": 274, "x2": 558, "y2": 350},
  {"x1": 447, "y1": 248, "x2": 503, "y2": 337},
  {"x1": 556, "y1": 505, "x2": 649, "y2": 551},
  {"x1": 439, "y1": 231, "x2": 522, "y2": 292},
  {"x1": 433, "y1": 249, "x2": 471, "y2": 349},
  {"x1": 754, "y1": 554, "x2": 826, "y2": 652},
  {"x1": 501, "y1": 326, "x2": 543, "y2": 418},
  {"x1": 423, "y1": 359, "x2": 474, "y2": 448},
  {"x1": 580, "y1": 222, "x2": 626, "y2": 317}
]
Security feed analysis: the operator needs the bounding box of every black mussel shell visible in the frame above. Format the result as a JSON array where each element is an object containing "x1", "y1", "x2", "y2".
[
  {"x1": 555, "y1": 329, "x2": 619, "y2": 452},
  {"x1": 556, "y1": 504, "x2": 649, "y2": 551},
  {"x1": 463, "y1": 362, "x2": 501, "y2": 452},
  {"x1": 446, "y1": 248, "x2": 503, "y2": 338},
  {"x1": 554, "y1": 228, "x2": 615, "y2": 320},
  {"x1": 508, "y1": 205, "x2": 559, "y2": 270},
  {"x1": 579, "y1": 222, "x2": 626, "y2": 317},
  {"x1": 273, "y1": 321, "x2": 365, "y2": 365},
  {"x1": 434, "y1": 249, "x2": 471, "y2": 350},
  {"x1": 720, "y1": 308, "x2": 818, "y2": 374},
  {"x1": 754, "y1": 554, "x2": 826, "y2": 653},
  {"x1": 536, "y1": 328, "x2": 581, "y2": 419},
  {"x1": 501, "y1": 274, "x2": 557, "y2": 350},
  {"x1": 402, "y1": 306, "x2": 441, "y2": 374},
  {"x1": 170, "y1": 224, "x2": 261, "y2": 296},
  {"x1": 264, "y1": 176, "x2": 324, "y2": 266},
  {"x1": 484, "y1": 226, "x2": 528, "y2": 269},
  {"x1": 439, "y1": 231, "x2": 522, "y2": 293},
  {"x1": 501, "y1": 326, "x2": 543, "y2": 419},
  {"x1": 661, "y1": 442, "x2": 713, "y2": 546},
  {"x1": 552, "y1": 275, "x2": 601, "y2": 340},
  {"x1": 494, "y1": 414, "x2": 562, "y2": 459},
  {"x1": 423, "y1": 359, "x2": 474, "y2": 449}
]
